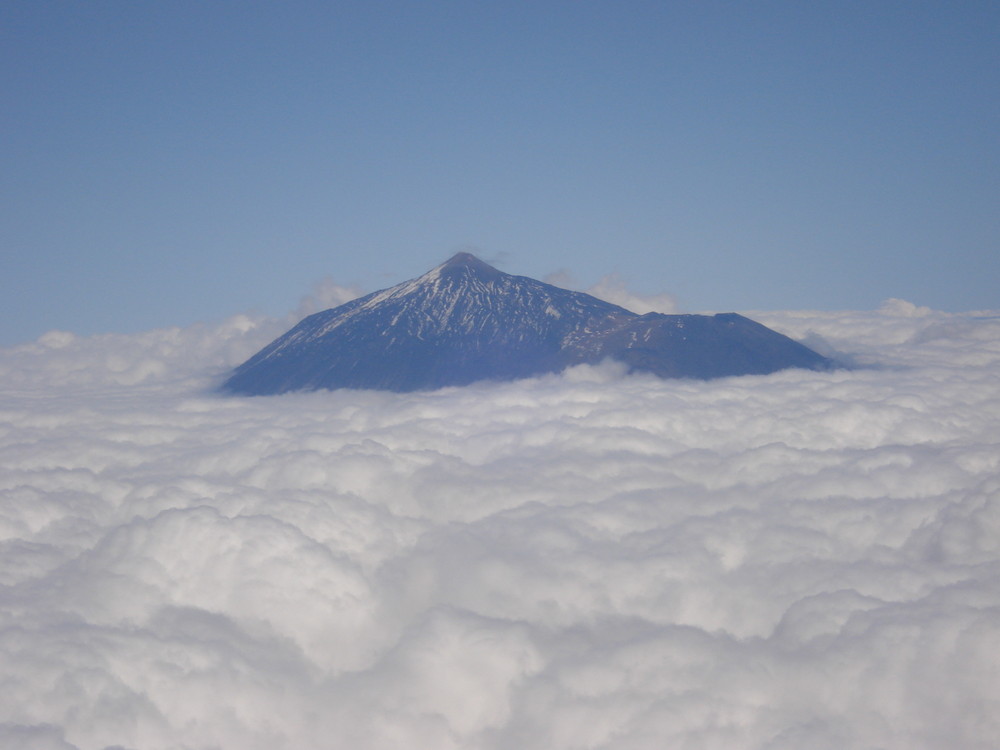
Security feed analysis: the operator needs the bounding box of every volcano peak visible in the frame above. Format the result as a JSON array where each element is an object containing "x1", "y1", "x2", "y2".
[
  {"x1": 222, "y1": 255, "x2": 833, "y2": 394},
  {"x1": 433, "y1": 251, "x2": 503, "y2": 282}
]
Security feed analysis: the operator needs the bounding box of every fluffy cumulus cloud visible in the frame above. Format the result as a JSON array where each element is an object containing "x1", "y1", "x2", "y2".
[{"x1": 1, "y1": 295, "x2": 999, "y2": 750}]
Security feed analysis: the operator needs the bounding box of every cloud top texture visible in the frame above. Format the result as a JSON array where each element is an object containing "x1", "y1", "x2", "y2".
[{"x1": 1, "y1": 299, "x2": 998, "y2": 749}]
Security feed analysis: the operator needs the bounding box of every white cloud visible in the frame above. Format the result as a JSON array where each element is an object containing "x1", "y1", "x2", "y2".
[
  {"x1": 583, "y1": 274, "x2": 679, "y2": 314},
  {"x1": 292, "y1": 277, "x2": 366, "y2": 319},
  {"x1": 544, "y1": 270, "x2": 679, "y2": 314},
  {"x1": 1, "y1": 300, "x2": 999, "y2": 749}
]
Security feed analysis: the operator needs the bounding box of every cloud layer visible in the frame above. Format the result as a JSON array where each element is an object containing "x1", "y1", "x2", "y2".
[{"x1": 1, "y1": 300, "x2": 999, "y2": 749}]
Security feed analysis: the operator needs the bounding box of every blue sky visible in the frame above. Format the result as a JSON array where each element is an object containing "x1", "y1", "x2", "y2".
[{"x1": 2, "y1": 1, "x2": 997, "y2": 346}]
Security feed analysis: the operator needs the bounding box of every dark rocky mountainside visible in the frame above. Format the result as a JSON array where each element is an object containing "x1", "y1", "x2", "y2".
[{"x1": 222, "y1": 253, "x2": 832, "y2": 395}]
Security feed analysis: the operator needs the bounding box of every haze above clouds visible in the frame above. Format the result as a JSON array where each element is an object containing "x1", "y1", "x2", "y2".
[{"x1": 2, "y1": 293, "x2": 998, "y2": 750}]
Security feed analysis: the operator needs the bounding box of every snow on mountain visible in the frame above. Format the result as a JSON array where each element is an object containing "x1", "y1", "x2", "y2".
[{"x1": 222, "y1": 253, "x2": 832, "y2": 395}]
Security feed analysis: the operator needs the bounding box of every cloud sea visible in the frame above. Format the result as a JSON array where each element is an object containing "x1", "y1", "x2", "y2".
[{"x1": 1, "y1": 292, "x2": 998, "y2": 750}]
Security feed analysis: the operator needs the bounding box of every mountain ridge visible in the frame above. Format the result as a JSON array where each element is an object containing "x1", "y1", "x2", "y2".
[{"x1": 222, "y1": 254, "x2": 833, "y2": 394}]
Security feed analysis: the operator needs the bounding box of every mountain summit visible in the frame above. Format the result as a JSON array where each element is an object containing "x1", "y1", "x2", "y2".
[{"x1": 222, "y1": 253, "x2": 832, "y2": 394}]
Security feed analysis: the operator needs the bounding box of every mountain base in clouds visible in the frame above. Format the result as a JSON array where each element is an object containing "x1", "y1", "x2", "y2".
[
  {"x1": 222, "y1": 253, "x2": 833, "y2": 395},
  {"x1": 2, "y1": 301, "x2": 999, "y2": 750}
]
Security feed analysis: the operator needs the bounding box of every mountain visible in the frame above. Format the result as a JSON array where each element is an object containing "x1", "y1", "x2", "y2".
[{"x1": 221, "y1": 253, "x2": 833, "y2": 395}]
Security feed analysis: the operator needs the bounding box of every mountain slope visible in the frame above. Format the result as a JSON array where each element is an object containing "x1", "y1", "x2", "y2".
[{"x1": 222, "y1": 253, "x2": 832, "y2": 394}]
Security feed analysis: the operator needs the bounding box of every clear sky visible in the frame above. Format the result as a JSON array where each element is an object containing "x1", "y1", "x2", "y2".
[{"x1": 2, "y1": 1, "x2": 997, "y2": 346}]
